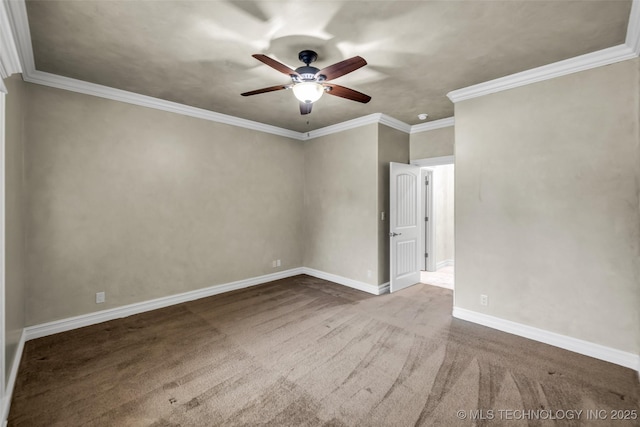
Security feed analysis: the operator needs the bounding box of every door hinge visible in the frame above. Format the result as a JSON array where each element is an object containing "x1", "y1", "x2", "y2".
[
  {"x1": 425, "y1": 253, "x2": 429, "y2": 258},
  {"x1": 425, "y1": 177, "x2": 429, "y2": 185},
  {"x1": 425, "y1": 216, "x2": 428, "y2": 222}
]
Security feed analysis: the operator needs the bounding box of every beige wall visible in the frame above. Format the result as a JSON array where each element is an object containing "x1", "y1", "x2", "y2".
[
  {"x1": 377, "y1": 124, "x2": 410, "y2": 285},
  {"x1": 434, "y1": 164, "x2": 454, "y2": 266},
  {"x1": 25, "y1": 84, "x2": 304, "y2": 325},
  {"x1": 4, "y1": 75, "x2": 27, "y2": 385},
  {"x1": 410, "y1": 126, "x2": 454, "y2": 160},
  {"x1": 455, "y1": 58, "x2": 640, "y2": 354},
  {"x1": 303, "y1": 124, "x2": 379, "y2": 285},
  {"x1": 20, "y1": 84, "x2": 410, "y2": 324}
]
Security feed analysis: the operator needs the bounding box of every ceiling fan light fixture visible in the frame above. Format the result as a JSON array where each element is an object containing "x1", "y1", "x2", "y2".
[{"x1": 292, "y1": 82, "x2": 324, "y2": 104}]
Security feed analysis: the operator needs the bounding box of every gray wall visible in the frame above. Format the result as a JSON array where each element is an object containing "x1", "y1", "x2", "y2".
[
  {"x1": 18, "y1": 84, "x2": 412, "y2": 324},
  {"x1": 377, "y1": 124, "x2": 410, "y2": 285},
  {"x1": 410, "y1": 126, "x2": 454, "y2": 160},
  {"x1": 434, "y1": 164, "x2": 454, "y2": 266},
  {"x1": 4, "y1": 75, "x2": 27, "y2": 386},
  {"x1": 303, "y1": 124, "x2": 379, "y2": 285},
  {"x1": 455, "y1": 58, "x2": 640, "y2": 354},
  {"x1": 25, "y1": 84, "x2": 304, "y2": 325}
]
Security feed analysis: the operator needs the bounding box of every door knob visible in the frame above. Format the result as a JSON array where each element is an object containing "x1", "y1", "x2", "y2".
[{"x1": 389, "y1": 232, "x2": 402, "y2": 237}]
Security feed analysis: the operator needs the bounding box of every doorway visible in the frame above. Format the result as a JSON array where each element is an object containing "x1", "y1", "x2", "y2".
[{"x1": 415, "y1": 157, "x2": 454, "y2": 290}]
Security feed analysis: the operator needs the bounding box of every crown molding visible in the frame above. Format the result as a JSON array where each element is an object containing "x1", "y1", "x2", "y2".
[
  {"x1": 6, "y1": 0, "x2": 640, "y2": 136},
  {"x1": 4, "y1": 0, "x2": 412, "y2": 141},
  {"x1": 7, "y1": 0, "x2": 303, "y2": 141},
  {"x1": 447, "y1": 44, "x2": 636, "y2": 103},
  {"x1": 378, "y1": 113, "x2": 412, "y2": 134},
  {"x1": 0, "y1": 1, "x2": 22, "y2": 93},
  {"x1": 4, "y1": 0, "x2": 32, "y2": 74},
  {"x1": 298, "y1": 113, "x2": 412, "y2": 140},
  {"x1": 302, "y1": 113, "x2": 383, "y2": 140},
  {"x1": 21, "y1": 69, "x2": 414, "y2": 141},
  {"x1": 410, "y1": 117, "x2": 454, "y2": 134},
  {"x1": 25, "y1": 70, "x2": 305, "y2": 140},
  {"x1": 627, "y1": 0, "x2": 640, "y2": 55}
]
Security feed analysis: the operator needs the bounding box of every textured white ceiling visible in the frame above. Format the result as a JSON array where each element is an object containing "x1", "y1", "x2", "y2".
[{"x1": 26, "y1": 0, "x2": 631, "y2": 132}]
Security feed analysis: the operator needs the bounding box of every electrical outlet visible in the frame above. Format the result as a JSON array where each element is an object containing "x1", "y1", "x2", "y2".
[
  {"x1": 276, "y1": 259, "x2": 281, "y2": 267},
  {"x1": 367, "y1": 270, "x2": 372, "y2": 278},
  {"x1": 381, "y1": 212, "x2": 386, "y2": 221},
  {"x1": 272, "y1": 260, "x2": 277, "y2": 268},
  {"x1": 96, "y1": 291, "x2": 105, "y2": 304},
  {"x1": 480, "y1": 294, "x2": 488, "y2": 306}
]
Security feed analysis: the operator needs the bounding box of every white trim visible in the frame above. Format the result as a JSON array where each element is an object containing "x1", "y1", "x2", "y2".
[
  {"x1": 421, "y1": 168, "x2": 436, "y2": 272},
  {"x1": 4, "y1": 0, "x2": 640, "y2": 139},
  {"x1": 4, "y1": 0, "x2": 32, "y2": 75},
  {"x1": 410, "y1": 117, "x2": 455, "y2": 134},
  {"x1": 25, "y1": 71, "x2": 305, "y2": 140},
  {"x1": 301, "y1": 267, "x2": 386, "y2": 295},
  {"x1": 10, "y1": 72, "x2": 415, "y2": 142},
  {"x1": 626, "y1": 0, "x2": 640, "y2": 55},
  {"x1": 302, "y1": 113, "x2": 382, "y2": 139},
  {"x1": 25, "y1": 268, "x2": 303, "y2": 340},
  {"x1": 296, "y1": 113, "x2": 410, "y2": 140},
  {"x1": 436, "y1": 259, "x2": 454, "y2": 270},
  {"x1": 0, "y1": 92, "x2": 5, "y2": 402},
  {"x1": 453, "y1": 307, "x2": 640, "y2": 370},
  {"x1": 9, "y1": 71, "x2": 417, "y2": 142},
  {"x1": 23, "y1": 266, "x2": 388, "y2": 342},
  {"x1": 378, "y1": 282, "x2": 390, "y2": 294},
  {"x1": 1, "y1": 329, "x2": 24, "y2": 427},
  {"x1": 3, "y1": 0, "x2": 414, "y2": 141},
  {"x1": 447, "y1": 44, "x2": 636, "y2": 103},
  {"x1": 0, "y1": 1, "x2": 22, "y2": 93},
  {"x1": 412, "y1": 155, "x2": 455, "y2": 168},
  {"x1": 378, "y1": 114, "x2": 412, "y2": 134}
]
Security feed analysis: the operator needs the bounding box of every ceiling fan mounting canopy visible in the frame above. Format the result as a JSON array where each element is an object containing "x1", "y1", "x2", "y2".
[
  {"x1": 241, "y1": 49, "x2": 371, "y2": 115},
  {"x1": 298, "y1": 50, "x2": 318, "y2": 65}
]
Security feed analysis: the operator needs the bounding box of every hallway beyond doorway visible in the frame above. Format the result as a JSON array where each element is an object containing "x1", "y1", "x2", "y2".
[{"x1": 420, "y1": 265, "x2": 454, "y2": 290}]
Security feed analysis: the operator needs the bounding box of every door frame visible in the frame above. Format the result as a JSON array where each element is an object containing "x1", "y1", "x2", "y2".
[
  {"x1": 412, "y1": 155, "x2": 454, "y2": 274},
  {"x1": 0, "y1": 91, "x2": 6, "y2": 405},
  {"x1": 421, "y1": 168, "x2": 436, "y2": 272}
]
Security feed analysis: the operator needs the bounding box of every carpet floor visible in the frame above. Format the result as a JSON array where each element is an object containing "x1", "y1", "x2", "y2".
[{"x1": 7, "y1": 275, "x2": 639, "y2": 426}]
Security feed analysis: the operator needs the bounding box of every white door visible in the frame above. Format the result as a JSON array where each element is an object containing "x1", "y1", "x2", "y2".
[{"x1": 390, "y1": 162, "x2": 421, "y2": 292}]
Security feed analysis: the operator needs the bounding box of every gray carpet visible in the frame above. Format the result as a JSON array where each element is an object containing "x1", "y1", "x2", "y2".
[{"x1": 8, "y1": 275, "x2": 640, "y2": 426}]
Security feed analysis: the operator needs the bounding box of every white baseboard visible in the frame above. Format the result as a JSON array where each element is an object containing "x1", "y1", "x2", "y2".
[
  {"x1": 301, "y1": 267, "x2": 387, "y2": 295},
  {"x1": 24, "y1": 267, "x2": 390, "y2": 341},
  {"x1": 453, "y1": 307, "x2": 640, "y2": 371},
  {"x1": 25, "y1": 268, "x2": 304, "y2": 340},
  {"x1": 378, "y1": 282, "x2": 390, "y2": 294},
  {"x1": 1, "y1": 329, "x2": 26, "y2": 426},
  {"x1": 436, "y1": 259, "x2": 454, "y2": 270}
]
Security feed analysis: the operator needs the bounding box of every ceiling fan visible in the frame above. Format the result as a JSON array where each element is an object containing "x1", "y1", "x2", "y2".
[{"x1": 241, "y1": 50, "x2": 371, "y2": 115}]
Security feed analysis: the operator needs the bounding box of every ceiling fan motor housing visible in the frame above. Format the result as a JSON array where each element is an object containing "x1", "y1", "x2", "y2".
[
  {"x1": 294, "y1": 66, "x2": 321, "y2": 82},
  {"x1": 295, "y1": 50, "x2": 325, "y2": 82}
]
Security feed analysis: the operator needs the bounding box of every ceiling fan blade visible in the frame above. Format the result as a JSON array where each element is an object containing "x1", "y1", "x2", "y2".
[
  {"x1": 252, "y1": 54, "x2": 299, "y2": 76},
  {"x1": 323, "y1": 84, "x2": 371, "y2": 103},
  {"x1": 300, "y1": 102, "x2": 312, "y2": 115},
  {"x1": 241, "y1": 84, "x2": 290, "y2": 97},
  {"x1": 315, "y1": 56, "x2": 367, "y2": 81}
]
